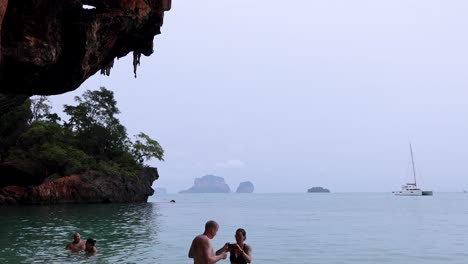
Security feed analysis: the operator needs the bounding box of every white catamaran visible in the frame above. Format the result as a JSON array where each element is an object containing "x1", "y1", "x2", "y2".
[{"x1": 393, "y1": 144, "x2": 433, "y2": 196}]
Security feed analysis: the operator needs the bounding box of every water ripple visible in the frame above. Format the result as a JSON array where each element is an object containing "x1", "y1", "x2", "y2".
[{"x1": 0, "y1": 203, "x2": 161, "y2": 264}]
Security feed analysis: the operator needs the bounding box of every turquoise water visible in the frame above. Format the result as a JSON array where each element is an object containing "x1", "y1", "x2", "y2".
[{"x1": 1, "y1": 193, "x2": 468, "y2": 263}]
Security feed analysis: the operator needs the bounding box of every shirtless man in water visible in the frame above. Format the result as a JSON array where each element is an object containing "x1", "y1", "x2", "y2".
[
  {"x1": 65, "y1": 232, "x2": 86, "y2": 252},
  {"x1": 188, "y1": 220, "x2": 228, "y2": 264}
]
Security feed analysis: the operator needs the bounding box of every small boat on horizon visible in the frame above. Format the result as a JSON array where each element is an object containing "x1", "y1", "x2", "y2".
[{"x1": 393, "y1": 144, "x2": 433, "y2": 196}]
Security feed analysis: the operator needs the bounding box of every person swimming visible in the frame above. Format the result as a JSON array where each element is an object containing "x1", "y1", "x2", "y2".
[
  {"x1": 65, "y1": 232, "x2": 85, "y2": 252},
  {"x1": 84, "y1": 238, "x2": 97, "y2": 254}
]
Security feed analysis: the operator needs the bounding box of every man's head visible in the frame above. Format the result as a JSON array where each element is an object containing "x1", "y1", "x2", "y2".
[
  {"x1": 204, "y1": 220, "x2": 219, "y2": 239},
  {"x1": 73, "y1": 233, "x2": 81, "y2": 243}
]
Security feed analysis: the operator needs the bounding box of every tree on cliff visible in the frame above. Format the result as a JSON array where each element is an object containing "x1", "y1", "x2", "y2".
[
  {"x1": 10, "y1": 121, "x2": 90, "y2": 176},
  {"x1": 0, "y1": 87, "x2": 164, "y2": 179},
  {"x1": 63, "y1": 87, "x2": 129, "y2": 163},
  {"x1": 30, "y1": 96, "x2": 61, "y2": 124},
  {"x1": 0, "y1": 99, "x2": 32, "y2": 162},
  {"x1": 62, "y1": 87, "x2": 164, "y2": 174},
  {"x1": 132, "y1": 132, "x2": 164, "y2": 163}
]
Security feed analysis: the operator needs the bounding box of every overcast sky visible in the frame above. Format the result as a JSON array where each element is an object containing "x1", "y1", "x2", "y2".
[{"x1": 50, "y1": 0, "x2": 468, "y2": 193}]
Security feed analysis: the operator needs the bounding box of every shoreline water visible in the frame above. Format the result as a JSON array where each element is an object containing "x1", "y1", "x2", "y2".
[{"x1": 1, "y1": 193, "x2": 468, "y2": 263}]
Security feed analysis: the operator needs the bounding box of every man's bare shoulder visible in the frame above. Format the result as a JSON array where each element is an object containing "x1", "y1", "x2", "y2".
[
  {"x1": 195, "y1": 234, "x2": 209, "y2": 241},
  {"x1": 193, "y1": 234, "x2": 210, "y2": 245}
]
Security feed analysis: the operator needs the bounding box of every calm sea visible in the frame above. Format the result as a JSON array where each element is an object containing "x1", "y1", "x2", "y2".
[{"x1": 1, "y1": 193, "x2": 468, "y2": 263}]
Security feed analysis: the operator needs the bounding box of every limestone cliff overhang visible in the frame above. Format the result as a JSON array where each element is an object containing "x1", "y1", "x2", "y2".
[{"x1": 0, "y1": 0, "x2": 171, "y2": 96}]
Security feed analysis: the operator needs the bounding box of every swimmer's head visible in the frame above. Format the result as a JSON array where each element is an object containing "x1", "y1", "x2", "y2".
[
  {"x1": 73, "y1": 233, "x2": 81, "y2": 242},
  {"x1": 86, "y1": 238, "x2": 96, "y2": 247}
]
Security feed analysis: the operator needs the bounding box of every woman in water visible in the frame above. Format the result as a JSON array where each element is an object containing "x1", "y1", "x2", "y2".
[
  {"x1": 84, "y1": 238, "x2": 97, "y2": 254},
  {"x1": 227, "y1": 228, "x2": 252, "y2": 264}
]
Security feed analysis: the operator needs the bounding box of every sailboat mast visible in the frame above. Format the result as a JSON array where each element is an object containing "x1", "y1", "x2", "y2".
[{"x1": 410, "y1": 144, "x2": 417, "y2": 186}]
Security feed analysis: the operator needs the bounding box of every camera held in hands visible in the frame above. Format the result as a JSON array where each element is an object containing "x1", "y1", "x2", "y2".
[{"x1": 228, "y1": 243, "x2": 237, "y2": 250}]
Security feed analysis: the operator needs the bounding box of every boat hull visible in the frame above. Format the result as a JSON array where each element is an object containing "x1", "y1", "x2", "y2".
[
  {"x1": 393, "y1": 191, "x2": 423, "y2": 196},
  {"x1": 393, "y1": 190, "x2": 433, "y2": 196}
]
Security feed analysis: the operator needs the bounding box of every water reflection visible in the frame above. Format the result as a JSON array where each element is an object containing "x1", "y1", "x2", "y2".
[{"x1": 0, "y1": 203, "x2": 161, "y2": 263}]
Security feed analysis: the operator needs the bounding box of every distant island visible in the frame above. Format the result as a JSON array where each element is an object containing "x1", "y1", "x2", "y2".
[
  {"x1": 236, "y1": 181, "x2": 254, "y2": 193},
  {"x1": 180, "y1": 175, "x2": 231, "y2": 193},
  {"x1": 307, "y1": 187, "x2": 330, "y2": 193}
]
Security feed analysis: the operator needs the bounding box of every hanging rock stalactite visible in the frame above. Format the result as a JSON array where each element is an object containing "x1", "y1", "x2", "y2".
[{"x1": 0, "y1": 0, "x2": 171, "y2": 96}]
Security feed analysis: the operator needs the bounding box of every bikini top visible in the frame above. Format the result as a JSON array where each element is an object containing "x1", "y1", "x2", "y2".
[{"x1": 229, "y1": 244, "x2": 248, "y2": 264}]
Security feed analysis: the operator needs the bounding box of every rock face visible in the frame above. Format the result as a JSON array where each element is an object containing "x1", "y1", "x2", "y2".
[
  {"x1": 0, "y1": 167, "x2": 159, "y2": 205},
  {"x1": 236, "y1": 181, "x2": 254, "y2": 193},
  {"x1": 180, "y1": 175, "x2": 231, "y2": 193},
  {"x1": 307, "y1": 187, "x2": 330, "y2": 193},
  {"x1": 0, "y1": 0, "x2": 7, "y2": 61},
  {"x1": 0, "y1": 0, "x2": 171, "y2": 112},
  {"x1": 0, "y1": 0, "x2": 171, "y2": 204}
]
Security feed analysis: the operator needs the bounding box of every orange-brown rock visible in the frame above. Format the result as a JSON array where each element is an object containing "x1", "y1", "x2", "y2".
[
  {"x1": 2, "y1": 185, "x2": 25, "y2": 199},
  {"x1": 0, "y1": 167, "x2": 159, "y2": 205}
]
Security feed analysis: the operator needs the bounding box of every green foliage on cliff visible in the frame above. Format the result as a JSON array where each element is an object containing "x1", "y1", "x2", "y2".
[
  {"x1": 0, "y1": 87, "x2": 164, "y2": 178},
  {"x1": 132, "y1": 132, "x2": 165, "y2": 162},
  {"x1": 8, "y1": 121, "x2": 91, "y2": 175},
  {"x1": 0, "y1": 99, "x2": 32, "y2": 162},
  {"x1": 31, "y1": 96, "x2": 61, "y2": 123},
  {"x1": 63, "y1": 88, "x2": 131, "y2": 165}
]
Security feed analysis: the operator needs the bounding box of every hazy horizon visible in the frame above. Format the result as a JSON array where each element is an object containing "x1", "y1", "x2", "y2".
[{"x1": 50, "y1": 0, "x2": 468, "y2": 193}]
